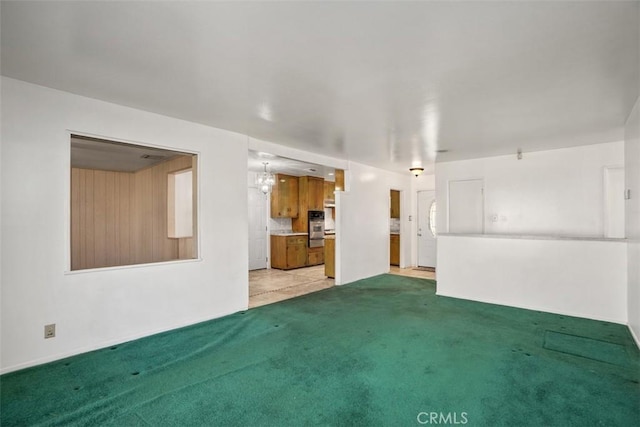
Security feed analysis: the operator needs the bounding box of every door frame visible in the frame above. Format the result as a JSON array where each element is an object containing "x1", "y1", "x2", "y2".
[
  {"x1": 247, "y1": 185, "x2": 270, "y2": 270},
  {"x1": 389, "y1": 188, "x2": 403, "y2": 268}
]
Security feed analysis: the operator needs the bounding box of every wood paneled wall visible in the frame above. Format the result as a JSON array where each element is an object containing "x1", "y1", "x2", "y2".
[
  {"x1": 71, "y1": 155, "x2": 197, "y2": 270},
  {"x1": 71, "y1": 169, "x2": 134, "y2": 270}
]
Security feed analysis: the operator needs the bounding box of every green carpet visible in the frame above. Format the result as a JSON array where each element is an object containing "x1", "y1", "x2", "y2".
[{"x1": 1, "y1": 275, "x2": 639, "y2": 426}]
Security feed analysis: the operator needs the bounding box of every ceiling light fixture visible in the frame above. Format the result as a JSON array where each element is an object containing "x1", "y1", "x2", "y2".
[
  {"x1": 409, "y1": 167, "x2": 425, "y2": 177},
  {"x1": 257, "y1": 162, "x2": 275, "y2": 194}
]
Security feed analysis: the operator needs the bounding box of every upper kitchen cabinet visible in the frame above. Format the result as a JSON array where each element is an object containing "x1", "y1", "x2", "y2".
[
  {"x1": 307, "y1": 176, "x2": 324, "y2": 211},
  {"x1": 271, "y1": 174, "x2": 299, "y2": 218},
  {"x1": 335, "y1": 169, "x2": 345, "y2": 192},
  {"x1": 292, "y1": 176, "x2": 324, "y2": 232},
  {"x1": 390, "y1": 190, "x2": 400, "y2": 218},
  {"x1": 324, "y1": 181, "x2": 335, "y2": 202}
]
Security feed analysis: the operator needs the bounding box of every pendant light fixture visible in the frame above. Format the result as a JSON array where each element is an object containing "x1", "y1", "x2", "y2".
[
  {"x1": 257, "y1": 162, "x2": 275, "y2": 194},
  {"x1": 409, "y1": 167, "x2": 424, "y2": 177}
]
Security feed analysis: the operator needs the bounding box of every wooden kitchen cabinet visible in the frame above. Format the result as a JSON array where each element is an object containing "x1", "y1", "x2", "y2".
[
  {"x1": 390, "y1": 234, "x2": 400, "y2": 266},
  {"x1": 335, "y1": 169, "x2": 345, "y2": 192},
  {"x1": 271, "y1": 174, "x2": 299, "y2": 218},
  {"x1": 308, "y1": 177, "x2": 324, "y2": 211},
  {"x1": 324, "y1": 237, "x2": 335, "y2": 278},
  {"x1": 297, "y1": 176, "x2": 323, "y2": 211},
  {"x1": 390, "y1": 190, "x2": 400, "y2": 219},
  {"x1": 324, "y1": 181, "x2": 336, "y2": 220},
  {"x1": 271, "y1": 235, "x2": 307, "y2": 270},
  {"x1": 287, "y1": 242, "x2": 307, "y2": 269},
  {"x1": 324, "y1": 181, "x2": 335, "y2": 202},
  {"x1": 307, "y1": 246, "x2": 324, "y2": 266},
  {"x1": 292, "y1": 176, "x2": 324, "y2": 233}
]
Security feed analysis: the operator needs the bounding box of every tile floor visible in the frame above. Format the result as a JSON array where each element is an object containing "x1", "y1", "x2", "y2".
[
  {"x1": 249, "y1": 265, "x2": 435, "y2": 309},
  {"x1": 248, "y1": 265, "x2": 334, "y2": 308},
  {"x1": 389, "y1": 266, "x2": 436, "y2": 280}
]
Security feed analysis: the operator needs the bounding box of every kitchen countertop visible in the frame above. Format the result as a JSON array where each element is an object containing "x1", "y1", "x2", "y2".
[
  {"x1": 271, "y1": 232, "x2": 308, "y2": 236},
  {"x1": 390, "y1": 231, "x2": 400, "y2": 235}
]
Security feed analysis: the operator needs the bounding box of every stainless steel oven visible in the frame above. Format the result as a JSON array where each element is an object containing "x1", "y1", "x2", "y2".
[{"x1": 308, "y1": 211, "x2": 325, "y2": 247}]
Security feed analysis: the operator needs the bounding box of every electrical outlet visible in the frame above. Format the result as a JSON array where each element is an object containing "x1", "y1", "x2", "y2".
[{"x1": 44, "y1": 324, "x2": 56, "y2": 339}]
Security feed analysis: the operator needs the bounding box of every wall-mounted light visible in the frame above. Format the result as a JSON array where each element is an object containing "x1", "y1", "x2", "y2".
[
  {"x1": 257, "y1": 162, "x2": 275, "y2": 194},
  {"x1": 410, "y1": 167, "x2": 425, "y2": 177}
]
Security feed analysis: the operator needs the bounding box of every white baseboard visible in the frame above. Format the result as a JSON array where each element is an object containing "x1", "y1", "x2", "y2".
[{"x1": 435, "y1": 290, "x2": 626, "y2": 325}]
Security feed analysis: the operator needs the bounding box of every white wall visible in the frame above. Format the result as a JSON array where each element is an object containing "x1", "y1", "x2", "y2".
[
  {"x1": 337, "y1": 161, "x2": 412, "y2": 284},
  {"x1": 1, "y1": 78, "x2": 249, "y2": 373},
  {"x1": 436, "y1": 142, "x2": 625, "y2": 237},
  {"x1": 434, "y1": 142, "x2": 629, "y2": 325},
  {"x1": 625, "y1": 97, "x2": 640, "y2": 346},
  {"x1": 437, "y1": 235, "x2": 628, "y2": 323},
  {"x1": 0, "y1": 79, "x2": 417, "y2": 372}
]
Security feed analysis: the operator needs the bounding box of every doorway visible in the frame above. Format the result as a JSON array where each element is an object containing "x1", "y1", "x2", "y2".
[
  {"x1": 390, "y1": 189, "x2": 401, "y2": 266},
  {"x1": 248, "y1": 187, "x2": 268, "y2": 270},
  {"x1": 247, "y1": 151, "x2": 340, "y2": 307},
  {"x1": 417, "y1": 190, "x2": 436, "y2": 268}
]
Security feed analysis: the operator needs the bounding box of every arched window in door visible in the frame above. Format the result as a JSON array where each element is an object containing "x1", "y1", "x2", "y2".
[{"x1": 428, "y1": 200, "x2": 437, "y2": 237}]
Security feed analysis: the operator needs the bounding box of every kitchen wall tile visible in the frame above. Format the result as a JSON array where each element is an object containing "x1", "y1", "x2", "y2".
[{"x1": 270, "y1": 217, "x2": 292, "y2": 232}]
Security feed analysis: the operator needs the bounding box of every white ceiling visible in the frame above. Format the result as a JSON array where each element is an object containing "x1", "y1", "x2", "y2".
[{"x1": 2, "y1": 1, "x2": 638, "y2": 173}]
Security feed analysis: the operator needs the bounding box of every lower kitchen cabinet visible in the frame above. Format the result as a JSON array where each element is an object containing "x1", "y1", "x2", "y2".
[
  {"x1": 324, "y1": 237, "x2": 335, "y2": 278},
  {"x1": 271, "y1": 235, "x2": 308, "y2": 270},
  {"x1": 390, "y1": 234, "x2": 400, "y2": 266},
  {"x1": 307, "y1": 246, "x2": 324, "y2": 266}
]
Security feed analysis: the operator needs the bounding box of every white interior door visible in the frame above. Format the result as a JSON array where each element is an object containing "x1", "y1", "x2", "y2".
[
  {"x1": 248, "y1": 187, "x2": 268, "y2": 270},
  {"x1": 448, "y1": 179, "x2": 484, "y2": 233},
  {"x1": 604, "y1": 167, "x2": 624, "y2": 238},
  {"x1": 418, "y1": 191, "x2": 437, "y2": 267}
]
